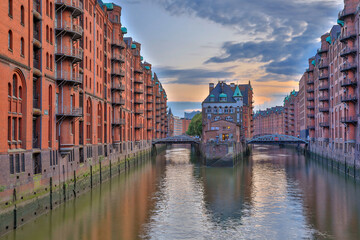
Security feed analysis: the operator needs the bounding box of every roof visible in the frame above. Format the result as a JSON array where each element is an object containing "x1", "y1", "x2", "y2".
[
  {"x1": 233, "y1": 85, "x2": 242, "y2": 97},
  {"x1": 203, "y1": 82, "x2": 237, "y2": 103}
]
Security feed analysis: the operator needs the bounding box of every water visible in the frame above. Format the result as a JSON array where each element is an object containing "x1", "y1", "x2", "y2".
[{"x1": 2, "y1": 145, "x2": 360, "y2": 240}]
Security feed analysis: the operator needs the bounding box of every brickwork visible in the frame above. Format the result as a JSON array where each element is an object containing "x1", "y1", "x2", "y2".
[
  {"x1": 0, "y1": 1, "x2": 168, "y2": 200},
  {"x1": 253, "y1": 106, "x2": 285, "y2": 136}
]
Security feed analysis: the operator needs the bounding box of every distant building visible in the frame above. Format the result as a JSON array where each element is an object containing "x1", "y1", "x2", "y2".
[
  {"x1": 202, "y1": 81, "x2": 245, "y2": 143},
  {"x1": 174, "y1": 117, "x2": 183, "y2": 136},
  {"x1": 184, "y1": 111, "x2": 201, "y2": 120},
  {"x1": 253, "y1": 106, "x2": 285, "y2": 136},
  {"x1": 182, "y1": 119, "x2": 191, "y2": 135},
  {"x1": 284, "y1": 90, "x2": 300, "y2": 137},
  {"x1": 167, "y1": 108, "x2": 175, "y2": 137}
]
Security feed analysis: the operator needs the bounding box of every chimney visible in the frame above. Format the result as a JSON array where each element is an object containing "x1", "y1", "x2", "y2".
[
  {"x1": 209, "y1": 83, "x2": 214, "y2": 93},
  {"x1": 230, "y1": 83, "x2": 235, "y2": 91}
]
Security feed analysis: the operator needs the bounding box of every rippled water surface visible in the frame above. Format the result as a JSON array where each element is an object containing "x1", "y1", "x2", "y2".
[{"x1": 2, "y1": 145, "x2": 360, "y2": 240}]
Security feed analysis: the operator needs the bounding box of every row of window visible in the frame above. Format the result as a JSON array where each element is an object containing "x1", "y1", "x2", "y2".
[
  {"x1": 8, "y1": 1, "x2": 25, "y2": 25},
  {"x1": 8, "y1": 31, "x2": 25, "y2": 56},
  {"x1": 206, "y1": 107, "x2": 236, "y2": 114},
  {"x1": 9, "y1": 153, "x2": 25, "y2": 174}
]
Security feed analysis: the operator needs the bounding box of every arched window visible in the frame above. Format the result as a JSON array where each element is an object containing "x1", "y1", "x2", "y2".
[
  {"x1": 8, "y1": 30, "x2": 13, "y2": 50},
  {"x1": 8, "y1": 83, "x2": 11, "y2": 96},
  {"x1": 20, "y1": 5, "x2": 24, "y2": 25},
  {"x1": 50, "y1": 2, "x2": 53, "y2": 19},
  {"x1": 46, "y1": 0, "x2": 49, "y2": 16},
  {"x1": 18, "y1": 86, "x2": 22, "y2": 99},
  {"x1": 46, "y1": 25, "x2": 49, "y2": 42},
  {"x1": 20, "y1": 38, "x2": 24, "y2": 56},
  {"x1": 50, "y1": 55, "x2": 53, "y2": 70},
  {"x1": 12, "y1": 74, "x2": 17, "y2": 97},
  {"x1": 46, "y1": 53, "x2": 49, "y2": 69},
  {"x1": 50, "y1": 28, "x2": 53, "y2": 44},
  {"x1": 8, "y1": 0, "x2": 13, "y2": 17}
]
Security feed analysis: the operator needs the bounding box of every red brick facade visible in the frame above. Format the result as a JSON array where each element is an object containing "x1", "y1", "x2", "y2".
[
  {"x1": 0, "y1": 1, "x2": 167, "y2": 200},
  {"x1": 253, "y1": 106, "x2": 285, "y2": 136}
]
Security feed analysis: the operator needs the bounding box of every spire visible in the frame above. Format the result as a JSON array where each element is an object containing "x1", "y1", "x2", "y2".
[
  {"x1": 233, "y1": 85, "x2": 242, "y2": 97},
  {"x1": 168, "y1": 108, "x2": 172, "y2": 116}
]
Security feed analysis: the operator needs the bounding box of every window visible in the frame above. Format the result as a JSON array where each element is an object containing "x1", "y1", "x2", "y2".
[
  {"x1": 50, "y1": 55, "x2": 53, "y2": 70},
  {"x1": 20, "y1": 5, "x2": 24, "y2": 25},
  {"x1": 21, "y1": 154, "x2": 25, "y2": 172},
  {"x1": 46, "y1": 53, "x2": 49, "y2": 69},
  {"x1": 15, "y1": 154, "x2": 20, "y2": 173},
  {"x1": 50, "y1": 2, "x2": 53, "y2": 19},
  {"x1": 8, "y1": 30, "x2": 13, "y2": 50},
  {"x1": 12, "y1": 75, "x2": 17, "y2": 97},
  {"x1": 12, "y1": 118, "x2": 16, "y2": 140},
  {"x1": 90, "y1": 22, "x2": 92, "y2": 34},
  {"x1": 20, "y1": 38, "x2": 24, "y2": 56},
  {"x1": 46, "y1": 0, "x2": 49, "y2": 16},
  {"x1": 46, "y1": 25, "x2": 49, "y2": 42},
  {"x1": 9, "y1": 155, "x2": 14, "y2": 174},
  {"x1": 50, "y1": 28, "x2": 53, "y2": 44},
  {"x1": 8, "y1": 0, "x2": 13, "y2": 17},
  {"x1": 8, "y1": 83, "x2": 11, "y2": 96}
]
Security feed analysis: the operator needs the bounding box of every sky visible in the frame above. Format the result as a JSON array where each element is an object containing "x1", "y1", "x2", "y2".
[{"x1": 110, "y1": 0, "x2": 343, "y2": 117}]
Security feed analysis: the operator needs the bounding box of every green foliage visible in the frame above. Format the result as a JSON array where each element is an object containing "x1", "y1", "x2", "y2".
[{"x1": 186, "y1": 113, "x2": 202, "y2": 137}]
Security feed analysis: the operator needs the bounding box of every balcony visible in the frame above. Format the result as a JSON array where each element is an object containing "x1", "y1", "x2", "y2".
[
  {"x1": 307, "y1": 97, "x2": 314, "y2": 101},
  {"x1": 319, "y1": 73, "x2": 329, "y2": 80},
  {"x1": 147, "y1": 89, "x2": 154, "y2": 95},
  {"x1": 33, "y1": 58, "x2": 42, "y2": 76},
  {"x1": 56, "y1": 71, "x2": 82, "y2": 86},
  {"x1": 134, "y1": 87, "x2": 144, "y2": 94},
  {"x1": 111, "y1": 83, "x2": 125, "y2": 92},
  {"x1": 134, "y1": 78, "x2": 143, "y2": 84},
  {"x1": 317, "y1": 48, "x2": 328, "y2": 55},
  {"x1": 308, "y1": 125, "x2": 315, "y2": 130},
  {"x1": 112, "y1": 98, "x2": 125, "y2": 106},
  {"x1": 55, "y1": 46, "x2": 83, "y2": 62},
  {"x1": 55, "y1": 0, "x2": 84, "y2": 17},
  {"x1": 341, "y1": 79, "x2": 357, "y2": 87},
  {"x1": 33, "y1": 0, "x2": 41, "y2": 19},
  {"x1": 338, "y1": 8, "x2": 356, "y2": 21},
  {"x1": 319, "y1": 96, "x2": 329, "y2": 102},
  {"x1": 319, "y1": 84, "x2": 329, "y2": 91},
  {"x1": 135, "y1": 109, "x2": 144, "y2": 115},
  {"x1": 340, "y1": 62, "x2": 357, "y2": 72},
  {"x1": 112, "y1": 118, "x2": 125, "y2": 126},
  {"x1": 307, "y1": 105, "x2": 315, "y2": 110},
  {"x1": 341, "y1": 94, "x2": 358, "y2": 103},
  {"x1": 135, "y1": 124, "x2": 144, "y2": 129},
  {"x1": 341, "y1": 116, "x2": 358, "y2": 124},
  {"x1": 307, "y1": 114, "x2": 315, "y2": 118},
  {"x1": 307, "y1": 79, "x2": 314, "y2": 85},
  {"x1": 55, "y1": 21, "x2": 83, "y2": 39},
  {"x1": 318, "y1": 62, "x2": 329, "y2": 69},
  {"x1": 307, "y1": 88, "x2": 314, "y2": 93},
  {"x1": 111, "y1": 39, "x2": 126, "y2": 49},
  {"x1": 111, "y1": 53, "x2": 125, "y2": 63},
  {"x1": 339, "y1": 31, "x2": 357, "y2": 43},
  {"x1": 340, "y1": 46, "x2": 357, "y2": 57},
  {"x1": 134, "y1": 66, "x2": 143, "y2": 74},
  {"x1": 33, "y1": 29, "x2": 41, "y2": 48},
  {"x1": 319, "y1": 107, "x2": 329, "y2": 112},
  {"x1": 319, "y1": 121, "x2": 330, "y2": 128},
  {"x1": 306, "y1": 68, "x2": 314, "y2": 73},
  {"x1": 134, "y1": 98, "x2": 144, "y2": 104},
  {"x1": 111, "y1": 69, "x2": 125, "y2": 77},
  {"x1": 56, "y1": 106, "x2": 83, "y2": 117}
]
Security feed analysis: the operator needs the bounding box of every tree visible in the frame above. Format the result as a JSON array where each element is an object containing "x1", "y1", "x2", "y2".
[{"x1": 186, "y1": 113, "x2": 202, "y2": 137}]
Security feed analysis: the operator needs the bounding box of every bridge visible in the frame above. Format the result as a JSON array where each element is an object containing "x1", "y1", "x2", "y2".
[
  {"x1": 247, "y1": 134, "x2": 308, "y2": 145},
  {"x1": 152, "y1": 135, "x2": 200, "y2": 145}
]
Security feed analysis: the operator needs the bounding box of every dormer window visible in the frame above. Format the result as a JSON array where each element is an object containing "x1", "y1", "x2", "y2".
[
  {"x1": 209, "y1": 94, "x2": 215, "y2": 102},
  {"x1": 219, "y1": 93, "x2": 227, "y2": 102}
]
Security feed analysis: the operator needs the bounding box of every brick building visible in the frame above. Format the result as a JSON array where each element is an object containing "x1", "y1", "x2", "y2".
[
  {"x1": 253, "y1": 106, "x2": 285, "y2": 136},
  {"x1": 202, "y1": 81, "x2": 252, "y2": 143},
  {"x1": 0, "y1": 1, "x2": 168, "y2": 200},
  {"x1": 284, "y1": 90, "x2": 301, "y2": 137}
]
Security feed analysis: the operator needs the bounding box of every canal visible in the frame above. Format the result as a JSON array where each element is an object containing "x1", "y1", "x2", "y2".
[{"x1": 1, "y1": 145, "x2": 360, "y2": 240}]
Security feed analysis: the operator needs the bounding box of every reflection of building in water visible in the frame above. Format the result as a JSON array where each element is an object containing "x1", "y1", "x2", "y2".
[
  {"x1": 199, "y1": 160, "x2": 253, "y2": 221},
  {"x1": 283, "y1": 154, "x2": 360, "y2": 239}
]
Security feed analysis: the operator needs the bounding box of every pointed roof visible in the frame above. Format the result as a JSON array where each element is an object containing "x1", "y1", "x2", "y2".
[
  {"x1": 168, "y1": 108, "x2": 172, "y2": 115},
  {"x1": 233, "y1": 85, "x2": 242, "y2": 97}
]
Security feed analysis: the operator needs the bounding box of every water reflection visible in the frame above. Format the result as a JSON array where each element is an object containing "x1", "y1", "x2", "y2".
[{"x1": 1, "y1": 145, "x2": 360, "y2": 240}]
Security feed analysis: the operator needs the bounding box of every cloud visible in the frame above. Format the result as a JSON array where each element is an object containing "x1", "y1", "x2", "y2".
[
  {"x1": 151, "y1": 0, "x2": 341, "y2": 76},
  {"x1": 154, "y1": 66, "x2": 235, "y2": 84}
]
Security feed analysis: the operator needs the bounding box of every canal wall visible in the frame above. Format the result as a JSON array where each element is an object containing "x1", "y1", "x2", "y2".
[
  {"x1": 200, "y1": 142, "x2": 249, "y2": 167},
  {"x1": 0, "y1": 144, "x2": 166, "y2": 237}
]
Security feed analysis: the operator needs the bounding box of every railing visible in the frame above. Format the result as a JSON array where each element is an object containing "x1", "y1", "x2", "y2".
[
  {"x1": 338, "y1": 8, "x2": 356, "y2": 20},
  {"x1": 307, "y1": 105, "x2": 315, "y2": 109},
  {"x1": 341, "y1": 78, "x2": 357, "y2": 87},
  {"x1": 319, "y1": 95, "x2": 329, "y2": 101},
  {"x1": 340, "y1": 46, "x2": 357, "y2": 56},
  {"x1": 307, "y1": 80, "x2": 314, "y2": 85},
  {"x1": 134, "y1": 87, "x2": 144, "y2": 94},
  {"x1": 135, "y1": 124, "x2": 144, "y2": 129},
  {"x1": 33, "y1": 58, "x2": 41, "y2": 70},
  {"x1": 111, "y1": 40, "x2": 126, "y2": 48},
  {"x1": 319, "y1": 121, "x2": 329, "y2": 127},
  {"x1": 111, "y1": 53, "x2": 125, "y2": 62},
  {"x1": 56, "y1": 46, "x2": 83, "y2": 60},
  {"x1": 341, "y1": 116, "x2": 358, "y2": 123},
  {"x1": 318, "y1": 62, "x2": 329, "y2": 69},
  {"x1": 111, "y1": 83, "x2": 125, "y2": 91},
  {"x1": 57, "y1": 106, "x2": 83, "y2": 116},
  {"x1": 33, "y1": 134, "x2": 40, "y2": 148},
  {"x1": 341, "y1": 94, "x2": 357, "y2": 102},
  {"x1": 134, "y1": 98, "x2": 144, "y2": 104},
  {"x1": 111, "y1": 68, "x2": 125, "y2": 76},
  {"x1": 33, "y1": 28, "x2": 41, "y2": 42},
  {"x1": 307, "y1": 114, "x2": 315, "y2": 118},
  {"x1": 56, "y1": 71, "x2": 82, "y2": 84},
  {"x1": 33, "y1": 95, "x2": 40, "y2": 109},
  {"x1": 317, "y1": 48, "x2": 328, "y2": 54},
  {"x1": 134, "y1": 65, "x2": 143, "y2": 73},
  {"x1": 339, "y1": 30, "x2": 357, "y2": 42},
  {"x1": 319, "y1": 107, "x2": 329, "y2": 112},
  {"x1": 135, "y1": 109, "x2": 144, "y2": 114},
  {"x1": 56, "y1": 21, "x2": 83, "y2": 35},
  {"x1": 56, "y1": 0, "x2": 83, "y2": 10},
  {"x1": 112, "y1": 97, "x2": 125, "y2": 105},
  {"x1": 307, "y1": 97, "x2": 314, "y2": 101},
  {"x1": 319, "y1": 73, "x2": 329, "y2": 80},
  {"x1": 340, "y1": 62, "x2": 357, "y2": 72},
  {"x1": 319, "y1": 84, "x2": 329, "y2": 91},
  {"x1": 112, "y1": 118, "x2": 125, "y2": 125},
  {"x1": 306, "y1": 88, "x2": 314, "y2": 93}
]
